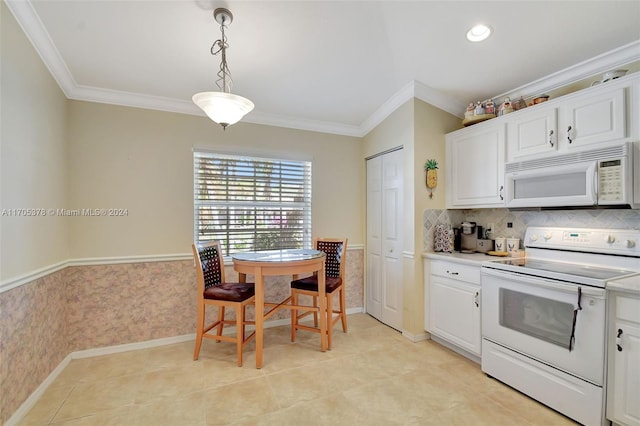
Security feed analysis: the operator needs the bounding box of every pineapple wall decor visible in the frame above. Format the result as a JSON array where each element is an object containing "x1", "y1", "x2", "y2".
[{"x1": 425, "y1": 159, "x2": 438, "y2": 199}]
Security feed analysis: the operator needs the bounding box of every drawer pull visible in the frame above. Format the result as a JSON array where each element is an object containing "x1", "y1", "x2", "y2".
[{"x1": 446, "y1": 270, "x2": 459, "y2": 276}]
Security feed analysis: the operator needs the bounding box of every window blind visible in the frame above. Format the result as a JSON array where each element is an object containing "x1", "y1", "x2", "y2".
[{"x1": 194, "y1": 151, "x2": 312, "y2": 256}]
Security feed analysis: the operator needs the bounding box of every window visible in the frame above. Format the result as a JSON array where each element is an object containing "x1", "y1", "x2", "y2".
[{"x1": 193, "y1": 150, "x2": 312, "y2": 256}]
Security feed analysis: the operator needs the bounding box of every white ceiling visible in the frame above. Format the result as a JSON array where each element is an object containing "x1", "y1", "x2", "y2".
[{"x1": 7, "y1": 0, "x2": 640, "y2": 136}]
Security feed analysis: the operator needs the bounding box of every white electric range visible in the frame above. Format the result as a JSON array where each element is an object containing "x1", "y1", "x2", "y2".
[{"x1": 481, "y1": 226, "x2": 640, "y2": 426}]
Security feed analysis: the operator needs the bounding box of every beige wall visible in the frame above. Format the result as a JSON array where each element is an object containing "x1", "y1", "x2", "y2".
[
  {"x1": 0, "y1": 2, "x2": 70, "y2": 281},
  {"x1": 362, "y1": 99, "x2": 460, "y2": 335},
  {"x1": 408, "y1": 99, "x2": 461, "y2": 333},
  {"x1": 362, "y1": 101, "x2": 414, "y2": 159},
  {"x1": 66, "y1": 101, "x2": 363, "y2": 259},
  {"x1": 414, "y1": 99, "x2": 462, "y2": 211}
]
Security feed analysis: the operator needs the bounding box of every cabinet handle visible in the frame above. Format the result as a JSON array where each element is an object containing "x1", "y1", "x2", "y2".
[
  {"x1": 567, "y1": 125, "x2": 574, "y2": 144},
  {"x1": 445, "y1": 270, "x2": 459, "y2": 276},
  {"x1": 549, "y1": 130, "x2": 554, "y2": 147},
  {"x1": 617, "y1": 328, "x2": 623, "y2": 352},
  {"x1": 474, "y1": 291, "x2": 479, "y2": 307},
  {"x1": 499, "y1": 185, "x2": 504, "y2": 200}
]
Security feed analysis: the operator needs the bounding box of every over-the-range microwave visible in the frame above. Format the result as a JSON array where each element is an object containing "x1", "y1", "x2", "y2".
[{"x1": 504, "y1": 142, "x2": 639, "y2": 209}]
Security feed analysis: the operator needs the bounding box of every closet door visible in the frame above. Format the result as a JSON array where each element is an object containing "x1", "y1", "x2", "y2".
[{"x1": 366, "y1": 149, "x2": 403, "y2": 330}]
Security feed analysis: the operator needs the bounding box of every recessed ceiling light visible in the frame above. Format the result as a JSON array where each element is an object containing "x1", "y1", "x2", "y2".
[{"x1": 466, "y1": 24, "x2": 492, "y2": 42}]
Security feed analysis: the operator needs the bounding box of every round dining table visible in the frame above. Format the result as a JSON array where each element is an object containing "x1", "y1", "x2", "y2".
[{"x1": 232, "y1": 249, "x2": 326, "y2": 369}]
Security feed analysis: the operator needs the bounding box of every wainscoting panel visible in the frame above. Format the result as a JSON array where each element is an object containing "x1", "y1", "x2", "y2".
[{"x1": 0, "y1": 249, "x2": 364, "y2": 424}]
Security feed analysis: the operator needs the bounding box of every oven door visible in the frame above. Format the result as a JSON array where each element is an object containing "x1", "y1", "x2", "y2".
[{"x1": 481, "y1": 267, "x2": 606, "y2": 385}]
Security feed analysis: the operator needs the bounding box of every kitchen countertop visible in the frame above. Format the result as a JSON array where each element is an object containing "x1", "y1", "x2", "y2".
[
  {"x1": 607, "y1": 274, "x2": 640, "y2": 296},
  {"x1": 422, "y1": 251, "x2": 508, "y2": 266}
]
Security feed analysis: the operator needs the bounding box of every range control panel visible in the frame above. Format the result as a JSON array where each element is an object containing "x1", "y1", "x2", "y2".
[{"x1": 525, "y1": 227, "x2": 640, "y2": 256}]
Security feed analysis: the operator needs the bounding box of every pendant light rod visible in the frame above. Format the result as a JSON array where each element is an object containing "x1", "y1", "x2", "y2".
[{"x1": 212, "y1": 8, "x2": 233, "y2": 94}]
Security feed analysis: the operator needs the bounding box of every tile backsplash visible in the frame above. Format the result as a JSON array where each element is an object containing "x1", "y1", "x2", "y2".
[{"x1": 423, "y1": 208, "x2": 640, "y2": 252}]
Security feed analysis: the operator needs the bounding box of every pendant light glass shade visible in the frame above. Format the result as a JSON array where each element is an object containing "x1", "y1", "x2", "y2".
[
  {"x1": 192, "y1": 91, "x2": 254, "y2": 129},
  {"x1": 193, "y1": 8, "x2": 253, "y2": 130}
]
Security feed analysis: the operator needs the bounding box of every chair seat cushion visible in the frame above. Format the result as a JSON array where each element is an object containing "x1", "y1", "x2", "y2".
[
  {"x1": 203, "y1": 282, "x2": 255, "y2": 302},
  {"x1": 291, "y1": 276, "x2": 342, "y2": 293}
]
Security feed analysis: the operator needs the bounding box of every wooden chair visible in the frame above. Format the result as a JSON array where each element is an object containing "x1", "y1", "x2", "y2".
[
  {"x1": 290, "y1": 237, "x2": 348, "y2": 349},
  {"x1": 192, "y1": 241, "x2": 255, "y2": 366}
]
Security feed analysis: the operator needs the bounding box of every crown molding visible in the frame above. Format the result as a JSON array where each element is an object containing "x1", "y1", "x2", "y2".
[
  {"x1": 359, "y1": 80, "x2": 467, "y2": 135},
  {"x1": 244, "y1": 110, "x2": 363, "y2": 137},
  {"x1": 69, "y1": 85, "x2": 201, "y2": 116},
  {"x1": 4, "y1": 0, "x2": 461, "y2": 138},
  {"x1": 495, "y1": 39, "x2": 640, "y2": 102},
  {"x1": 7, "y1": 0, "x2": 639, "y2": 138},
  {"x1": 359, "y1": 81, "x2": 416, "y2": 136},
  {"x1": 414, "y1": 81, "x2": 467, "y2": 119},
  {"x1": 4, "y1": 0, "x2": 76, "y2": 97}
]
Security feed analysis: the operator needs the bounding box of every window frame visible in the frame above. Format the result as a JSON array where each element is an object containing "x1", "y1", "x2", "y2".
[{"x1": 193, "y1": 149, "x2": 312, "y2": 257}]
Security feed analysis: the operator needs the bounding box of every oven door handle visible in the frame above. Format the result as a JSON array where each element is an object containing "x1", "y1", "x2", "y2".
[
  {"x1": 481, "y1": 267, "x2": 606, "y2": 297},
  {"x1": 569, "y1": 286, "x2": 583, "y2": 352}
]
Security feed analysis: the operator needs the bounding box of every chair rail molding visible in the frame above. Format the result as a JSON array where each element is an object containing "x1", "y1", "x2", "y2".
[{"x1": 0, "y1": 246, "x2": 364, "y2": 293}]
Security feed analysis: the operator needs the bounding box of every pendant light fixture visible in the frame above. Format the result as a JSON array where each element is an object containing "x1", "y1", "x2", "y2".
[{"x1": 193, "y1": 8, "x2": 254, "y2": 130}]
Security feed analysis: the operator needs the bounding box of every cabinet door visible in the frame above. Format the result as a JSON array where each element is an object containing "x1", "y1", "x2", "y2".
[
  {"x1": 430, "y1": 276, "x2": 481, "y2": 355},
  {"x1": 608, "y1": 295, "x2": 640, "y2": 426},
  {"x1": 563, "y1": 87, "x2": 626, "y2": 149},
  {"x1": 446, "y1": 123, "x2": 505, "y2": 208},
  {"x1": 507, "y1": 106, "x2": 558, "y2": 161}
]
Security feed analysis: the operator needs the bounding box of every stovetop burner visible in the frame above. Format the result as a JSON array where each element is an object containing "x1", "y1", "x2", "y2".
[
  {"x1": 487, "y1": 257, "x2": 636, "y2": 283},
  {"x1": 482, "y1": 227, "x2": 640, "y2": 288}
]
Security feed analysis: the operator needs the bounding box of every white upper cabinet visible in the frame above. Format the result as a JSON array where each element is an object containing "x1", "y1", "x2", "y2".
[
  {"x1": 507, "y1": 104, "x2": 558, "y2": 161},
  {"x1": 506, "y1": 74, "x2": 637, "y2": 162},
  {"x1": 562, "y1": 87, "x2": 627, "y2": 150},
  {"x1": 446, "y1": 73, "x2": 638, "y2": 208},
  {"x1": 446, "y1": 122, "x2": 505, "y2": 208}
]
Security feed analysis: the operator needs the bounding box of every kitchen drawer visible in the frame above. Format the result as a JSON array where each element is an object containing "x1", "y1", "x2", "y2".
[
  {"x1": 430, "y1": 260, "x2": 481, "y2": 285},
  {"x1": 614, "y1": 294, "x2": 640, "y2": 323}
]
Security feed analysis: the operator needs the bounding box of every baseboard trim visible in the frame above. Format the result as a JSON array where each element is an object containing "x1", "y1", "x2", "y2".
[
  {"x1": 5, "y1": 309, "x2": 365, "y2": 425},
  {"x1": 5, "y1": 354, "x2": 72, "y2": 426},
  {"x1": 71, "y1": 333, "x2": 196, "y2": 359},
  {"x1": 402, "y1": 330, "x2": 430, "y2": 342},
  {"x1": 430, "y1": 334, "x2": 481, "y2": 364}
]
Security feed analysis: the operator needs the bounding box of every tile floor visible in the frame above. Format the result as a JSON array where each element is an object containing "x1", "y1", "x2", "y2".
[{"x1": 19, "y1": 314, "x2": 577, "y2": 425}]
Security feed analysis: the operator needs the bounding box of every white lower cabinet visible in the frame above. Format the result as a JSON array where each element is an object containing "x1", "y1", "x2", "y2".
[
  {"x1": 428, "y1": 259, "x2": 481, "y2": 357},
  {"x1": 607, "y1": 292, "x2": 640, "y2": 426}
]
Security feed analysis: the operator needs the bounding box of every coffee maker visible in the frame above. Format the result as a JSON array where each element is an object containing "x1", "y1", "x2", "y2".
[{"x1": 460, "y1": 221, "x2": 477, "y2": 252}]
